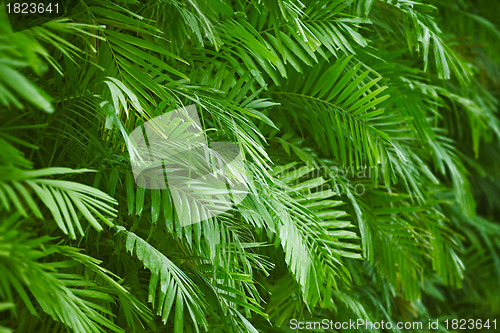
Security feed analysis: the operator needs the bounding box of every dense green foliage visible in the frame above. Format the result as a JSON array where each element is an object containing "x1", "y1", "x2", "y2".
[{"x1": 1, "y1": 0, "x2": 499, "y2": 332}]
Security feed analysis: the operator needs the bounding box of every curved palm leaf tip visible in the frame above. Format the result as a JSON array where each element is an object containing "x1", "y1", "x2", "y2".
[{"x1": 0, "y1": 0, "x2": 499, "y2": 332}]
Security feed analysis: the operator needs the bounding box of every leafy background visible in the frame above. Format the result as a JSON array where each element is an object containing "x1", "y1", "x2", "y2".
[{"x1": 0, "y1": 0, "x2": 499, "y2": 332}]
